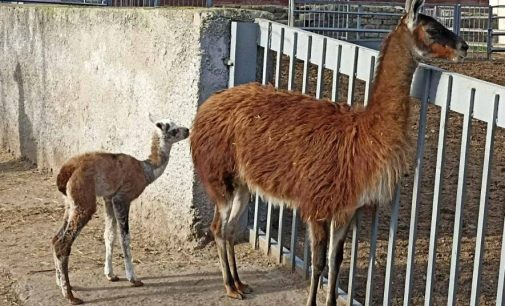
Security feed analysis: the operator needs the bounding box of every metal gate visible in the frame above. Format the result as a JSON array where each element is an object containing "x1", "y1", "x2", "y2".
[{"x1": 289, "y1": 1, "x2": 494, "y2": 58}]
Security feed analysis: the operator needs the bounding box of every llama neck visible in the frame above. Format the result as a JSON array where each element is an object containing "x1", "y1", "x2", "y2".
[
  {"x1": 367, "y1": 24, "x2": 418, "y2": 127},
  {"x1": 143, "y1": 133, "x2": 172, "y2": 184}
]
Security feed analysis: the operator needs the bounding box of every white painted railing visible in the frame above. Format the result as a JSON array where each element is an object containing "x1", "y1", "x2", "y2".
[{"x1": 228, "y1": 19, "x2": 505, "y2": 306}]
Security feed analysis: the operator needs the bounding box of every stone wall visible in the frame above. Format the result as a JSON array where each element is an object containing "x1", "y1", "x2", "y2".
[{"x1": 0, "y1": 5, "x2": 270, "y2": 248}]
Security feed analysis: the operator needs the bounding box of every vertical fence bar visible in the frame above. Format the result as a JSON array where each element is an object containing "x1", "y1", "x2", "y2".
[
  {"x1": 424, "y1": 76, "x2": 453, "y2": 306},
  {"x1": 303, "y1": 226, "x2": 311, "y2": 280},
  {"x1": 275, "y1": 27, "x2": 285, "y2": 89},
  {"x1": 266, "y1": 202, "x2": 273, "y2": 254},
  {"x1": 253, "y1": 194, "x2": 260, "y2": 249},
  {"x1": 302, "y1": 36, "x2": 312, "y2": 94},
  {"x1": 365, "y1": 206, "x2": 379, "y2": 306},
  {"x1": 288, "y1": 32, "x2": 298, "y2": 91},
  {"x1": 288, "y1": 0, "x2": 295, "y2": 27},
  {"x1": 331, "y1": 45, "x2": 342, "y2": 102},
  {"x1": 403, "y1": 69, "x2": 432, "y2": 306},
  {"x1": 447, "y1": 88, "x2": 476, "y2": 306},
  {"x1": 364, "y1": 56, "x2": 376, "y2": 106},
  {"x1": 278, "y1": 205, "x2": 285, "y2": 263},
  {"x1": 470, "y1": 95, "x2": 499, "y2": 306},
  {"x1": 487, "y1": 5, "x2": 493, "y2": 60},
  {"x1": 357, "y1": 4, "x2": 362, "y2": 40},
  {"x1": 228, "y1": 22, "x2": 258, "y2": 88},
  {"x1": 347, "y1": 210, "x2": 361, "y2": 304},
  {"x1": 454, "y1": 4, "x2": 461, "y2": 35},
  {"x1": 347, "y1": 46, "x2": 359, "y2": 105},
  {"x1": 290, "y1": 208, "x2": 299, "y2": 271},
  {"x1": 363, "y1": 52, "x2": 378, "y2": 305},
  {"x1": 262, "y1": 22, "x2": 273, "y2": 86},
  {"x1": 316, "y1": 38, "x2": 327, "y2": 99},
  {"x1": 383, "y1": 186, "x2": 401, "y2": 306},
  {"x1": 497, "y1": 215, "x2": 505, "y2": 305}
]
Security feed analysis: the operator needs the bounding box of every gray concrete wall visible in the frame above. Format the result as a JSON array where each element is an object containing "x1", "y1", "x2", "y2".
[{"x1": 0, "y1": 5, "x2": 268, "y2": 248}]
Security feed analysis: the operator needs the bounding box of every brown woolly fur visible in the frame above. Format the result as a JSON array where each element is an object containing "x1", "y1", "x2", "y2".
[
  {"x1": 57, "y1": 164, "x2": 76, "y2": 195},
  {"x1": 190, "y1": 0, "x2": 467, "y2": 303},
  {"x1": 51, "y1": 118, "x2": 189, "y2": 305},
  {"x1": 148, "y1": 133, "x2": 162, "y2": 167},
  {"x1": 192, "y1": 82, "x2": 409, "y2": 224}
]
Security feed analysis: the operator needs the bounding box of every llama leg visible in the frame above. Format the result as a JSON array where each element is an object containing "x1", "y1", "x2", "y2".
[
  {"x1": 54, "y1": 207, "x2": 69, "y2": 287},
  {"x1": 306, "y1": 220, "x2": 328, "y2": 306},
  {"x1": 53, "y1": 207, "x2": 94, "y2": 305},
  {"x1": 104, "y1": 197, "x2": 119, "y2": 282},
  {"x1": 225, "y1": 186, "x2": 252, "y2": 294},
  {"x1": 211, "y1": 205, "x2": 242, "y2": 299},
  {"x1": 112, "y1": 198, "x2": 142, "y2": 287},
  {"x1": 325, "y1": 218, "x2": 352, "y2": 306}
]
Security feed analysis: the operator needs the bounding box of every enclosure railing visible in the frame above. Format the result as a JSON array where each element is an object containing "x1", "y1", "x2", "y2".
[
  {"x1": 289, "y1": 1, "x2": 493, "y2": 58},
  {"x1": 229, "y1": 18, "x2": 505, "y2": 305},
  {"x1": 488, "y1": 4, "x2": 505, "y2": 58}
]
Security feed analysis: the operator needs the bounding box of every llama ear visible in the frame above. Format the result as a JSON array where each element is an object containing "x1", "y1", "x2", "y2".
[
  {"x1": 148, "y1": 112, "x2": 159, "y2": 124},
  {"x1": 405, "y1": 0, "x2": 424, "y2": 29},
  {"x1": 156, "y1": 122, "x2": 163, "y2": 130}
]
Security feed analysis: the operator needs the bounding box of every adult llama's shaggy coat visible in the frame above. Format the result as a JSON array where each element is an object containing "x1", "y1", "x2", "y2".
[{"x1": 190, "y1": 0, "x2": 468, "y2": 304}]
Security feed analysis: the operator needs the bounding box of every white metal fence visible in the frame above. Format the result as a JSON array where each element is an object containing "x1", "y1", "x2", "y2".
[{"x1": 228, "y1": 19, "x2": 505, "y2": 305}]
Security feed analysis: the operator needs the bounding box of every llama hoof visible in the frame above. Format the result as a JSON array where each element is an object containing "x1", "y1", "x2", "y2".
[
  {"x1": 106, "y1": 275, "x2": 120, "y2": 282},
  {"x1": 235, "y1": 282, "x2": 253, "y2": 294},
  {"x1": 130, "y1": 280, "x2": 144, "y2": 287},
  {"x1": 225, "y1": 286, "x2": 244, "y2": 300},
  {"x1": 67, "y1": 296, "x2": 83, "y2": 305}
]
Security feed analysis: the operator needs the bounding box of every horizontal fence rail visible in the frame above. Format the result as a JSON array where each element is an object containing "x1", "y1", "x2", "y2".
[{"x1": 229, "y1": 18, "x2": 505, "y2": 305}]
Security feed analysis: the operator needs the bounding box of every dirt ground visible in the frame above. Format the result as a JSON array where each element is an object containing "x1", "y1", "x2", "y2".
[{"x1": 0, "y1": 150, "x2": 314, "y2": 306}]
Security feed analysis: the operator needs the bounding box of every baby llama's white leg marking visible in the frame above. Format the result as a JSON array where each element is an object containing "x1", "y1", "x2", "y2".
[{"x1": 121, "y1": 234, "x2": 136, "y2": 281}]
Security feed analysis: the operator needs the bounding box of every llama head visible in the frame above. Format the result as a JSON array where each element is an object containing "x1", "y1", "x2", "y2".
[
  {"x1": 148, "y1": 113, "x2": 189, "y2": 144},
  {"x1": 402, "y1": 0, "x2": 468, "y2": 62}
]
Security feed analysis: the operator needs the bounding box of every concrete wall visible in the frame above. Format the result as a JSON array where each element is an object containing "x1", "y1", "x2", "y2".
[{"x1": 0, "y1": 5, "x2": 269, "y2": 248}]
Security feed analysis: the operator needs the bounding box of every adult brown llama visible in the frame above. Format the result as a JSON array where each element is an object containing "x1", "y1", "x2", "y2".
[
  {"x1": 52, "y1": 115, "x2": 189, "y2": 305},
  {"x1": 190, "y1": 0, "x2": 468, "y2": 304}
]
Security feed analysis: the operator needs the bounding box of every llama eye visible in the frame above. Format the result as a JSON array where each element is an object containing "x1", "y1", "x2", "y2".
[{"x1": 170, "y1": 129, "x2": 177, "y2": 137}]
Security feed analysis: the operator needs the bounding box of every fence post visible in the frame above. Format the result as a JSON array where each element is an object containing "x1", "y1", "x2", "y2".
[
  {"x1": 357, "y1": 4, "x2": 362, "y2": 41},
  {"x1": 454, "y1": 4, "x2": 461, "y2": 35},
  {"x1": 288, "y1": 0, "x2": 295, "y2": 27},
  {"x1": 488, "y1": 5, "x2": 493, "y2": 59},
  {"x1": 206, "y1": 0, "x2": 212, "y2": 7},
  {"x1": 228, "y1": 22, "x2": 258, "y2": 240}
]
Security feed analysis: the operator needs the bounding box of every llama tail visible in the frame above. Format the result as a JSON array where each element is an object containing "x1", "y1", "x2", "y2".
[{"x1": 56, "y1": 164, "x2": 76, "y2": 196}]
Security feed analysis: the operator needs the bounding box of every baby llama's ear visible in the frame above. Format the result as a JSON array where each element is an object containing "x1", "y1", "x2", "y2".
[
  {"x1": 155, "y1": 122, "x2": 163, "y2": 130},
  {"x1": 148, "y1": 112, "x2": 160, "y2": 124},
  {"x1": 405, "y1": 0, "x2": 425, "y2": 30}
]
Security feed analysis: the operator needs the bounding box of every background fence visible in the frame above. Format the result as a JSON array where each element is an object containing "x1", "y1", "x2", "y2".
[
  {"x1": 291, "y1": 1, "x2": 498, "y2": 58},
  {"x1": 229, "y1": 19, "x2": 505, "y2": 305}
]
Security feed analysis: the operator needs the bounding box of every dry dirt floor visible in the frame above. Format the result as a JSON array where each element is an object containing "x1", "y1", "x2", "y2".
[{"x1": 0, "y1": 150, "x2": 314, "y2": 306}]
